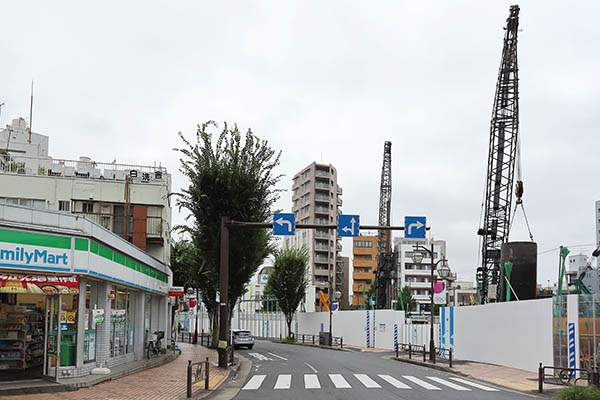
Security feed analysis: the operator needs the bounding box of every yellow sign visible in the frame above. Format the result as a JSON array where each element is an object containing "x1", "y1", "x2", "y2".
[{"x1": 218, "y1": 340, "x2": 227, "y2": 349}]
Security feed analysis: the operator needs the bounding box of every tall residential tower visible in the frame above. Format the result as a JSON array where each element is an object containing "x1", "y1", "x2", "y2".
[{"x1": 284, "y1": 162, "x2": 344, "y2": 307}]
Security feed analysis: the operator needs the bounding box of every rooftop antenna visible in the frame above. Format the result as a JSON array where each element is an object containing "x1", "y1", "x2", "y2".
[{"x1": 28, "y1": 81, "x2": 34, "y2": 144}]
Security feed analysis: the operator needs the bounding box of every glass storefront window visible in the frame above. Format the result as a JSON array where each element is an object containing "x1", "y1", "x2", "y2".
[
  {"x1": 110, "y1": 286, "x2": 135, "y2": 357},
  {"x1": 84, "y1": 282, "x2": 98, "y2": 363},
  {"x1": 144, "y1": 294, "x2": 152, "y2": 347}
]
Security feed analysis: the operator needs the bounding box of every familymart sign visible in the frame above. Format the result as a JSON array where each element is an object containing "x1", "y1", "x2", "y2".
[
  {"x1": 0, "y1": 229, "x2": 72, "y2": 271},
  {"x1": 0, "y1": 244, "x2": 69, "y2": 266}
]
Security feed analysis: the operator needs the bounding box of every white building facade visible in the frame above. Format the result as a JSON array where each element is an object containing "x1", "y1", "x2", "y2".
[
  {"x1": 394, "y1": 237, "x2": 447, "y2": 313},
  {"x1": 0, "y1": 118, "x2": 173, "y2": 380}
]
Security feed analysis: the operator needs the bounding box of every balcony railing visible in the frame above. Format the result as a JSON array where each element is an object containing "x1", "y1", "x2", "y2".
[
  {"x1": 315, "y1": 194, "x2": 329, "y2": 202},
  {"x1": 314, "y1": 206, "x2": 329, "y2": 214},
  {"x1": 73, "y1": 211, "x2": 163, "y2": 240},
  {"x1": 315, "y1": 183, "x2": 329, "y2": 190},
  {"x1": 0, "y1": 154, "x2": 168, "y2": 184}
]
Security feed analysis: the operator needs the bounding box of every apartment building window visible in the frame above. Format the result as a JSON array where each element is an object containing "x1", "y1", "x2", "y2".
[
  {"x1": 0, "y1": 197, "x2": 45, "y2": 209},
  {"x1": 83, "y1": 202, "x2": 94, "y2": 213},
  {"x1": 59, "y1": 200, "x2": 71, "y2": 211},
  {"x1": 354, "y1": 240, "x2": 373, "y2": 248}
]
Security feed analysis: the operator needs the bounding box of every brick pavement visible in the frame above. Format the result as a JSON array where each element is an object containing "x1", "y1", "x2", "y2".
[{"x1": 3, "y1": 343, "x2": 229, "y2": 400}]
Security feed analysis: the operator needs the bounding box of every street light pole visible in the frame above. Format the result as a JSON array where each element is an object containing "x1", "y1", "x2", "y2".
[{"x1": 429, "y1": 242, "x2": 435, "y2": 362}]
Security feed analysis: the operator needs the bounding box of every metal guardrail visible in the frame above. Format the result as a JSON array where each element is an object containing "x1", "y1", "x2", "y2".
[
  {"x1": 187, "y1": 357, "x2": 210, "y2": 398},
  {"x1": 177, "y1": 332, "x2": 213, "y2": 347},
  {"x1": 297, "y1": 333, "x2": 343, "y2": 348},
  {"x1": 538, "y1": 363, "x2": 596, "y2": 393},
  {"x1": 395, "y1": 343, "x2": 427, "y2": 362}
]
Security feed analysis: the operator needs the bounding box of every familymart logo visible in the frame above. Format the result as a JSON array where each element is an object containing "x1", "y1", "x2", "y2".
[{"x1": 0, "y1": 245, "x2": 69, "y2": 266}]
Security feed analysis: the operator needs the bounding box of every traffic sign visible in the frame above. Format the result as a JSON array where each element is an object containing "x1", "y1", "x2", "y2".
[
  {"x1": 405, "y1": 216, "x2": 426, "y2": 238},
  {"x1": 338, "y1": 214, "x2": 359, "y2": 237},
  {"x1": 273, "y1": 213, "x2": 295, "y2": 235}
]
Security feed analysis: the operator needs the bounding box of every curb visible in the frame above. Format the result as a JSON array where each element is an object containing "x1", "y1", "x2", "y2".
[
  {"x1": 270, "y1": 339, "x2": 350, "y2": 352},
  {"x1": 392, "y1": 356, "x2": 469, "y2": 376},
  {"x1": 205, "y1": 354, "x2": 250, "y2": 400}
]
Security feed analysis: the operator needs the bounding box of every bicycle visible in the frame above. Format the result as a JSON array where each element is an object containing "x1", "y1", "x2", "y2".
[{"x1": 147, "y1": 330, "x2": 164, "y2": 359}]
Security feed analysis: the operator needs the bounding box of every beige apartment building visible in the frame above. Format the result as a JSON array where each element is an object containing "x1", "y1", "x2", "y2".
[{"x1": 284, "y1": 162, "x2": 345, "y2": 308}]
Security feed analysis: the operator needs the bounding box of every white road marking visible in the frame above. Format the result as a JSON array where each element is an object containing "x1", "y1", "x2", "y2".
[
  {"x1": 241, "y1": 375, "x2": 266, "y2": 390},
  {"x1": 450, "y1": 377, "x2": 500, "y2": 391},
  {"x1": 378, "y1": 374, "x2": 412, "y2": 389},
  {"x1": 354, "y1": 374, "x2": 381, "y2": 388},
  {"x1": 427, "y1": 376, "x2": 471, "y2": 391},
  {"x1": 248, "y1": 352, "x2": 273, "y2": 361},
  {"x1": 403, "y1": 376, "x2": 442, "y2": 390},
  {"x1": 329, "y1": 374, "x2": 352, "y2": 388},
  {"x1": 304, "y1": 374, "x2": 321, "y2": 389},
  {"x1": 274, "y1": 374, "x2": 292, "y2": 389},
  {"x1": 267, "y1": 352, "x2": 288, "y2": 361},
  {"x1": 304, "y1": 362, "x2": 318, "y2": 373}
]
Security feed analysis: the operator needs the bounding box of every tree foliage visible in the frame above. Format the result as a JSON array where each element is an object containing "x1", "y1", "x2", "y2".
[
  {"x1": 397, "y1": 285, "x2": 415, "y2": 312},
  {"x1": 170, "y1": 239, "x2": 202, "y2": 290},
  {"x1": 266, "y1": 248, "x2": 310, "y2": 337},
  {"x1": 174, "y1": 121, "x2": 282, "y2": 331}
]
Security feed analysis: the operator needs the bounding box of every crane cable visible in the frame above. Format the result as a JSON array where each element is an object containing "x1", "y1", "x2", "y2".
[{"x1": 508, "y1": 133, "x2": 534, "y2": 241}]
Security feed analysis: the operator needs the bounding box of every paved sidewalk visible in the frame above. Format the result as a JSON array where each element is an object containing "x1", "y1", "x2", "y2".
[{"x1": 3, "y1": 343, "x2": 230, "y2": 400}]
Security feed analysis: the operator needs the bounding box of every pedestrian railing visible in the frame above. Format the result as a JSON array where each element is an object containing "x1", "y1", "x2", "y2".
[
  {"x1": 538, "y1": 363, "x2": 595, "y2": 393},
  {"x1": 395, "y1": 343, "x2": 427, "y2": 362},
  {"x1": 297, "y1": 333, "x2": 344, "y2": 348},
  {"x1": 178, "y1": 332, "x2": 194, "y2": 343},
  {"x1": 187, "y1": 357, "x2": 210, "y2": 398}
]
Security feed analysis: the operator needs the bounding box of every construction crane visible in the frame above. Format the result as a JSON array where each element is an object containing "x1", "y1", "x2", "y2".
[
  {"x1": 476, "y1": 5, "x2": 521, "y2": 304},
  {"x1": 374, "y1": 141, "x2": 395, "y2": 309}
]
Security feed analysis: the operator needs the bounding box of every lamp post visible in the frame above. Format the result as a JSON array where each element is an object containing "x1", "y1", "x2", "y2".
[
  {"x1": 328, "y1": 286, "x2": 342, "y2": 346},
  {"x1": 411, "y1": 242, "x2": 450, "y2": 362}
]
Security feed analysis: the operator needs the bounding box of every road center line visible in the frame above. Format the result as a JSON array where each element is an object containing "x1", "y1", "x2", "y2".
[
  {"x1": 304, "y1": 362, "x2": 318, "y2": 373},
  {"x1": 267, "y1": 352, "x2": 288, "y2": 361}
]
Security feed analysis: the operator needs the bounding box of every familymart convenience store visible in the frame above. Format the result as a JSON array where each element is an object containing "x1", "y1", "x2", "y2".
[{"x1": 0, "y1": 206, "x2": 171, "y2": 381}]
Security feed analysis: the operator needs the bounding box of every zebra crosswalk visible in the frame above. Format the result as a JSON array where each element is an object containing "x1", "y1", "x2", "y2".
[{"x1": 241, "y1": 373, "x2": 500, "y2": 392}]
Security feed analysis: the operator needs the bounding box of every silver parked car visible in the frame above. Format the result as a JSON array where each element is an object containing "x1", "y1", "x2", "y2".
[{"x1": 232, "y1": 329, "x2": 254, "y2": 349}]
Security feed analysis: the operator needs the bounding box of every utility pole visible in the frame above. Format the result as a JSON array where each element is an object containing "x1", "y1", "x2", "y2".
[{"x1": 217, "y1": 216, "x2": 230, "y2": 367}]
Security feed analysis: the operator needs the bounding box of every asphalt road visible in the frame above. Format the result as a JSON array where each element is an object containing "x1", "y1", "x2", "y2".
[{"x1": 232, "y1": 340, "x2": 540, "y2": 400}]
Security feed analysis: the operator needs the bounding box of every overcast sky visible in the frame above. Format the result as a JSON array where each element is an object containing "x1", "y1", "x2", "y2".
[{"x1": 2, "y1": 1, "x2": 599, "y2": 288}]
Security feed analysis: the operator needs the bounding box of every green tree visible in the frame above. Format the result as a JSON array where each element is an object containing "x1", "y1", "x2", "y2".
[
  {"x1": 396, "y1": 286, "x2": 415, "y2": 312},
  {"x1": 170, "y1": 239, "x2": 202, "y2": 290},
  {"x1": 175, "y1": 121, "x2": 282, "y2": 342},
  {"x1": 266, "y1": 248, "x2": 310, "y2": 337}
]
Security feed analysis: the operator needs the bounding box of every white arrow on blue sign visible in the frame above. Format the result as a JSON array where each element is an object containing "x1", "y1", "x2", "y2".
[
  {"x1": 405, "y1": 216, "x2": 426, "y2": 239},
  {"x1": 273, "y1": 213, "x2": 295, "y2": 235},
  {"x1": 338, "y1": 214, "x2": 359, "y2": 237}
]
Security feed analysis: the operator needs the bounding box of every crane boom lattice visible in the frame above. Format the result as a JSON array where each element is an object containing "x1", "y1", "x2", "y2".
[{"x1": 477, "y1": 5, "x2": 520, "y2": 304}]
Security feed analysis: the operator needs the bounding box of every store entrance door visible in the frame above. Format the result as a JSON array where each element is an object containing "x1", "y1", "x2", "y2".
[{"x1": 43, "y1": 295, "x2": 61, "y2": 381}]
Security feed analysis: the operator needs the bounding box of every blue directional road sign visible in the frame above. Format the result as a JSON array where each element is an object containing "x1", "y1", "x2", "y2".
[
  {"x1": 405, "y1": 216, "x2": 426, "y2": 239},
  {"x1": 338, "y1": 214, "x2": 359, "y2": 237},
  {"x1": 273, "y1": 213, "x2": 295, "y2": 235}
]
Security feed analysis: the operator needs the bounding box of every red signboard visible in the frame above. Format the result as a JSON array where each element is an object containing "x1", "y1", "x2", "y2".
[
  {"x1": 168, "y1": 286, "x2": 185, "y2": 297},
  {"x1": 0, "y1": 274, "x2": 79, "y2": 294},
  {"x1": 189, "y1": 298, "x2": 197, "y2": 308}
]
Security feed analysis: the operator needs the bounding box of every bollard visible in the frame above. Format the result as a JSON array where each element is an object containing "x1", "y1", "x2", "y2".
[
  {"x1": 341, "y1": 337, "x2": 343, "y2": 349},
  {"x1": 423, "y1": 346, "x2": 426, "y2": 362},
  {"x1": 449, "y1": 349, "x2": 453, "y2": 368},
  {"x1": 302, "y1": 334, "x2": 305, "y2": 344},
  {"x1": 395, "y1": 342, "x2": 398, "y2": 358},
  {"x1": 408, "y1": 344, "x2": 412, "y2": 359},
  {"x1": 538, "y1": 363, "x2": 543, "y2": 393},
  {"x1": 433, "y1": 346, "x2": 436, "y2": 364},
  {"x1": 312, "y1": 335, "x2": 315, "y2": 345},
  {"x1": 205, "y1": 357, "x2": 210, "y2": 390},
  {"x1": 590, "y1": 369, "x2": 600, "y2": 388},
  {"x1": 187, "y1": 360, "x2": 193, "y2": 398}
]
